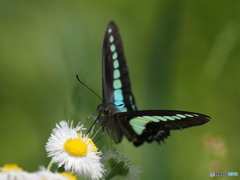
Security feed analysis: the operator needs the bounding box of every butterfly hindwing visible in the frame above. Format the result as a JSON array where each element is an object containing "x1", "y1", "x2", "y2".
[
  {"x1": 102, "y1": 21, "x2": 137, "y2": 112},
  {"x1": 115, "y1": 110, "x2": 210, "y2": 146}
]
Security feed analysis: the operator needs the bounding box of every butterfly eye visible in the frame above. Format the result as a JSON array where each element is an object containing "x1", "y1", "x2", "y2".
[{"x1": 104, "y1": 108, "x2": 109, "y2": 114}]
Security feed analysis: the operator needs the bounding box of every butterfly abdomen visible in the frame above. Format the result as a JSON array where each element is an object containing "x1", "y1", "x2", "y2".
[{"x1": 97, "y1": 103, "x2": 124, "y2": 143}]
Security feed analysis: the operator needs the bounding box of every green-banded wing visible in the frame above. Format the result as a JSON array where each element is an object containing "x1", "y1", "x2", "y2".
[
  {"x1": 102, "y1": 21, "x2": 137, "y2": 112},
  {"x1": 114, "y1": 110, "x2": 210, "y2": 146}
]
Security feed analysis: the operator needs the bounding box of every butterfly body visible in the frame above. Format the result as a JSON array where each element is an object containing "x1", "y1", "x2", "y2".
[
  {"x1": 97, "y1": 103, "x2": 123, "y2": 143},
  {"x1": 97, "y1": 21, "x2": 210, "y2": 146}
]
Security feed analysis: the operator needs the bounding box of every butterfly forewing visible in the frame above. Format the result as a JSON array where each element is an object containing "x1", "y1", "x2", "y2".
[
  {"x1": 102, "y1": 22, "x2": 137, "y2": 112},
  {"x1": 115, "y1": 110, "x2": 210, "y2": 146}
]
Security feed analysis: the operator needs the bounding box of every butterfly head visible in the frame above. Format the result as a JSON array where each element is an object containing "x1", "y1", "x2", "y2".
[
  {"x1": 97, "y1": 103, "x2": 119, "y2": 127},
  {"x1": 97, "y1": 103, "x2": 118, "y2": 116}
]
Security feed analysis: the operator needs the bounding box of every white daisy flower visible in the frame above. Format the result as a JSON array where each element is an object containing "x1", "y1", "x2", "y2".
[
  {"x1": 102, "y1": 149, "x2": 142, "y2": 180},
  {"x1": 46, "y1": 121, "x2": 105, "y2": 180},
  {"x1": 0, "y1": 164, "x2": 40, "y2": 180},
  {"x1": 34, "y1": 167, "x2": 77, "y2": 180}
]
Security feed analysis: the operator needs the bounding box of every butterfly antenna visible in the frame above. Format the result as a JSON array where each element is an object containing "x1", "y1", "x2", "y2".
[{"x1": 76, "y1": 75, "x2": 103, "y2": 102}]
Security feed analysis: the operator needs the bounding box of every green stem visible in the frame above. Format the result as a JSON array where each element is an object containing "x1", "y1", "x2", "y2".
[{"x1": 47, "y1": 160, "x2": 54, "y2": 171}]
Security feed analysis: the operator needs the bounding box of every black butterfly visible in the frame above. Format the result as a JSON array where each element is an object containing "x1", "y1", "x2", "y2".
[{"x1": 97, "y1": 21, "x2": 210, "y2": 146}]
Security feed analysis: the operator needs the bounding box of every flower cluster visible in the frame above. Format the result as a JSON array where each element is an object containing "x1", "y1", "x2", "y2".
[
  {"x1": 0, "y1": 164, "x2": 76, "y2": 180},
  {"x1": 2, "y1": 120, "x2": 142, "y2": 180}
]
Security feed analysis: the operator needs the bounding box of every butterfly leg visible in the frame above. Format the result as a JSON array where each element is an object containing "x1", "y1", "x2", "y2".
[
  {"x1": 86, "y1": 114, "x2": 100, "y2": 136},
  {"x1": 83, "y1": 113, "x2": 98, "y2": 126},
  {"x1": 92, "y1": 126, "x2": 104, "y2": 139},
  {"x1": 93, "y1": 128, "x2": 105, "y2": 143}
]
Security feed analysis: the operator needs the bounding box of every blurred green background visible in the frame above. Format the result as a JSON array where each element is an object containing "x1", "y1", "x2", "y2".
[{"x1": 0, "y1": 0, "x2": 239, "y2": 179}]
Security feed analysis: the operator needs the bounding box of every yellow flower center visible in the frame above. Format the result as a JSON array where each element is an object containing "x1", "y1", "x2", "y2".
[
  {"x1": 61, "y1": 172, "x2": 77, "y2": 180},
  {"x1": 1, "y1": 164, "x2": 22, "y2": 172},
  {"x1": 82, "y1": 137, "x2": 98, "y2": 152},
  {"x1": 64, "y1": 138, "x2": 88, "y2": 156}
]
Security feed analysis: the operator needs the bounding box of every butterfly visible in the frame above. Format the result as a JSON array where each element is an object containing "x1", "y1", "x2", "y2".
[{"x1": 97, "y1": 21, "x2": 210, "y2": 146}]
